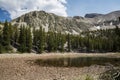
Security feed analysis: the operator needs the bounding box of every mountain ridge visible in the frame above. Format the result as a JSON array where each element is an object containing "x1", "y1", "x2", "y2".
[
  {"x1": 12, "y1": 11, "x2": 92, "y2": 34},
  {"x1": 85, "y1": 13, "x2": 103, "y2": 18},
  {"x1": 11, "y1": 10, "x2": 120, "y2": 34}
]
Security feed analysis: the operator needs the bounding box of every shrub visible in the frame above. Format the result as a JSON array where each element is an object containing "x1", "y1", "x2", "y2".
[
  {"x1": 85, "y1": 75, "x2": 93, "y2": 80},
  {"x1": 0, "y1": 44, "x2": 3, "y2": 53}
]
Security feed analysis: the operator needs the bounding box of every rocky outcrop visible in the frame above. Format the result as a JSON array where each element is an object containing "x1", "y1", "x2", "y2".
[
  {"x1": 99, "y1": 67, "x2": 120, "y2": 80},
  {"x1": 12, "y1": 11, "x2": 92, "y2": 34},
  {"x1": 86, "y1": 10, "x2": 120, "y2": 24},
  {"x1": 85, "y1": 13, "x2": 103, "y2": 18},
  {"x1": 85, "y1": 11, "x2": 120, "y2": 30},
  {"x1": 73, "y1": 16, "x2": 84, "y2": 19}
]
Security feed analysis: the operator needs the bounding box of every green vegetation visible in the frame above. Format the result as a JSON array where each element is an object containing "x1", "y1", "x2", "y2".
[
  {"x1": 18, "y1": 26, "x2": 32, "y2": 53},
  {"x1": 85, "y1": 75, "x2": 93, "y2": 80},
  {"x1": 2, "y1": 21, "x2": 11, "y2": 50},
  {"x1": 0, "y1": 20, "x2": 120, "y2": 53},
  {"x1": 33, "y1": 26, "x2": 46, "y2": 53},
  {"x1": 77, "y1": 27, "x2": 120, "y2": 53},
  {"x1": 0, "y1": 21, "x2": 13, "y2": 52},
  {"x1": 67, "y1": 33, "x2": 71, "y2": 52},
  {"x1": 18, "y1": 26, "x2": 27, "y2": 52},
  {"x1": 0, "y1": 44, "x2": 2, "y2": 53}
]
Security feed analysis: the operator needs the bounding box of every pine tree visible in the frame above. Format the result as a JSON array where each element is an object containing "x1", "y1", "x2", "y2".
[
  {"x1": 18, "y1": 26, "x2": 27, "y2": 53},
  {"x1": 2, "y1": 20, "x2": 11, "y2": 50},
  {"x1": 26, "y1": 27, "x2": 32, "y2": 52},
  {"x1": 118, "y1": 17, "x2": 120, "y2": 22},
  {"x1": 47, "y1": 31, "x2": 55, "y2": 52},
  {"x1": 37, "y1": 26, "x2": 45, "y2": 53},
  {"x1": 0, "y1": 33, "x2": 2, "y2": 53},
  {"x1": 9, "y1": 23, "x2": 14, "y2": 44},
  {"x1": 60, "y1": 33, "x2": 66, "y2": 52},
  {"x1": 33, "y1": 28, "x2": 39, "y2": 47},
  {"x1": 53, "y1": 32, "x2": 60, "y2": 52},
  {"x1": 67, "y1": 33, "x2": 71, "y2": 52},
  {"x1": 114, "y1": 26, "x2": 120, "y2": 51},
  {"x1": 14, "y1": 27, "x2": 19, "y2": 43}
]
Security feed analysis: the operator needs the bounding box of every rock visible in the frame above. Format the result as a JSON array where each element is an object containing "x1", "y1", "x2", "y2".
[
  {"x1": 99, "y1": 67, "x2": 120, "y2": 80},
  {"x1": 73, "y1": 16, "x2": 84, "y2": 19},
  {"x1": 85, "y1": 13, "x2": 103, "y2": 18},
  {"x1": 10, "y1": 10, "x2": 120, "y2": 33},
  {"x1": 12, "y1": 11, "x2": 91, "y2": 34}
]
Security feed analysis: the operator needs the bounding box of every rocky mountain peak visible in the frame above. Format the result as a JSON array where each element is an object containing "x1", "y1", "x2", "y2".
[
  {"x1": 11, "y1": 10, "x2": 120, "y2": 34},
  {"x1": 12, "y1": 11, "x2": 92, "y2": 34}
]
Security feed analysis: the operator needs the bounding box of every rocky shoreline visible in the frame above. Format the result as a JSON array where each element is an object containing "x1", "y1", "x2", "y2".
[{"x1": 0, "y1": 53, "x2": 120, "y2": 80}]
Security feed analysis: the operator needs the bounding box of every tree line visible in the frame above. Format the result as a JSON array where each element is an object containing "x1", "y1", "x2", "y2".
[{"x1": 0, "y1": 21, "x2": 120, "y2": 53}]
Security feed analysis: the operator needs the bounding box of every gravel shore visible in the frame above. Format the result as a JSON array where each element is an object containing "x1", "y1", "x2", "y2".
[{"x1": 0, "y1": 53, "x2": 119, "y2": 80}]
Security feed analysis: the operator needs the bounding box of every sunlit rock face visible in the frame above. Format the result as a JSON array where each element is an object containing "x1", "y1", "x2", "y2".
[
  {"x1": 12, "y1": 11, "x2": 92, "y2": 34},
  {"x1": 11, "y1": 10, "x2": 120, "y2": 34}
]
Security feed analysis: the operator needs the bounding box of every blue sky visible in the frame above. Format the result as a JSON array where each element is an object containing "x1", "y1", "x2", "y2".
[
  {"x1": 0, "y1": 0, "x2": 120, "y2": 21},
  {"x1": 67, "y1": 0, "x2": 120, "y2": 16},
  {"x1": 0, "y1": 8, "x2": 11, "y2": 22}
]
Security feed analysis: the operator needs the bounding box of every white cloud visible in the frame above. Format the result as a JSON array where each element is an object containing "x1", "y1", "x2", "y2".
[{"x1": 0, "y1": 0, "x2": 67, "y2": 19}]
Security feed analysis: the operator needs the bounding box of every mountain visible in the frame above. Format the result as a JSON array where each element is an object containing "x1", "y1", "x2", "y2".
[
  {"x1": 94, "y1": 10, "x2": 120, "y2": 23},
  {"x1": 11, "y1": 10, "x2": 120, "y2": 33},
  {"x1": 85, "y1": 11, "x2": 120, "y2": 30},
  {"x1": 86, "y1": 10, "x2": 120, "y2": 24},
  {"x1": 85, "y1": 13, "x2": 103, "y2": 18},
  {"x1": 12, "y1": 11, "x2": 93, "y2": 34}
]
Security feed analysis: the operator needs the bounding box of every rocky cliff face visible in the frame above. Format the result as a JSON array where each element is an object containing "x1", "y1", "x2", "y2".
[
  {"x1": 11, "y1": 10, "x2": 120, "y2": 34},
  {"x1": 12, "y1": 11, "x2": 92, "y2": 34}
]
